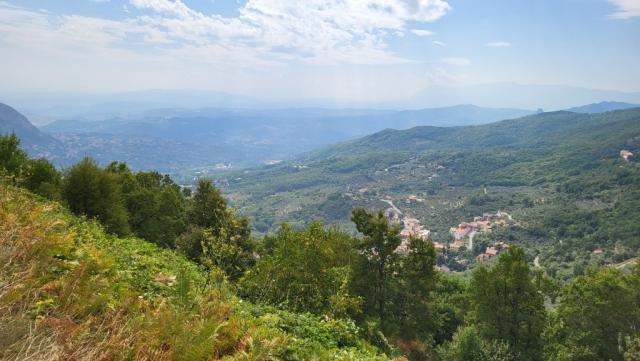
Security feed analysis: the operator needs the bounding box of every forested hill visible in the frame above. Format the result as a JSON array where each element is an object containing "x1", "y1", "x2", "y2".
[
  {"x1": 222, "y1": 108, "x2": 640, "y2": 280},
  {"x1": 568, "y1": 101, "x2": 640, "y2": 113},
  {"x1": 304, "y1": 108, "x2": 640, "y2": 160},
  {"x1": 2, "y1": 102, "x2": 532, "y2": 171}
]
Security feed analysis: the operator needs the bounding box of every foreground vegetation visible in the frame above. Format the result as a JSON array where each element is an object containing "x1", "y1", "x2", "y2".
[
  {"x1": 2, "y1": 128, "x2": 640, "y2": 360},
  {"x1": 0, "y1": 185, "x2": 392, "y2": 360}
]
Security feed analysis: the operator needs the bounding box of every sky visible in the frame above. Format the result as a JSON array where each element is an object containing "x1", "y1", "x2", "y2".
[{"x1": 0, "y1": 0, "x2": 639, "y2": 107}]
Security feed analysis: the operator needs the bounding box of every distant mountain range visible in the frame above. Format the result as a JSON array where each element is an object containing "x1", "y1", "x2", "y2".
[
  {"x1": 0, "y1": 90, "x2": 266, "y2": 125},
  {"x1": 36, "y1": 104, "x2": 535, "y2": 171},
  {"x1": 42, "y1": 104, "x2": 534, "y2": 135},
  {"x1": 3, "y1": 84, "x2": 640, "y2": 125},
  {"x1": 409, "y1": 83, "x2": 640, "y2": 110},
  {"x1": 567, "y1": 101, "x2": 640, "y2": 113},
  {"x1": 2, "y1": 100, "x2": 638, "y2": 173}
]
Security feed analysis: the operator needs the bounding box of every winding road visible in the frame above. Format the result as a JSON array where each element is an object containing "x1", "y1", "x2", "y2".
[
  {"x1": 381, "y1": 198, "x2": 403, "y2": 216},
  {"x1": 534, "y1": 255, "x2": 541, "y2": 268}
]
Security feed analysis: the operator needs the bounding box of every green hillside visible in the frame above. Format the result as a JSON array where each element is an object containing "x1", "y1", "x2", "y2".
[
  {"x1": 304, "y1": 109, "x2": 639, "y2": 158},
  {"x1": 0, "y1": 185, "x2": 390, "y2": 360},
  {"x1": 222, "y1": 109, "x2": 640, "y2": 278},
  {"x1": 2, "y1": 117, "x2": 640, "y2": 360}
]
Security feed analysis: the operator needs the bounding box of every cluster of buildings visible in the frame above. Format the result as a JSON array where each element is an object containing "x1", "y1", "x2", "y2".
[
  {"x1": 400, "y1": 217, "x2": 431, "y2": 240},
  {"x1": 476, "y1": 241, "x2": 510, "y2": 262},
  {"x1": 405, "y1": 195, "x2": 425, "y2": 204},
  {"x1": 448, "y1": 211, "x2": 512, "y2": 250},
  {"x1": 381, "y1": 198, "x2": 516, "y2": 265},
  {"x1": 449, "y1": 223, "x2": 482, "y2": 250},
  {"x1": 381, "y1": 199, "x2": 434, "y2": 255},
  {"x1": 395, "y1": 217, "x2": 432, "y2": 255}
]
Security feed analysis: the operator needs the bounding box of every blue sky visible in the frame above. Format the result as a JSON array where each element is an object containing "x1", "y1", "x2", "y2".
[{"x1": 0, "y1": 0, "x2": 638, "y2": 106}]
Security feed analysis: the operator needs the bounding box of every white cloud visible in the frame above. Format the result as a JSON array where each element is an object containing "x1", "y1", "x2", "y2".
[
  {"x1": 485, "y1": 41, "x2": 511, "y2": 48},
  {"x1": 0, "y1": 0, "x2": 453, "y2": 72},
  {"x1": 130, "y1": 0, "x2": 193, "y2": 18},
  {"x1": 608, "y1": 0, "x2": 640, "y2": 18},
  {"x1": 120, "y1": 0, "x2": 453, "y2": 65},
  {"x1": 411, "y1": 29, "x2": 435, "y2": 36},
  {"x1": 0, "y1": 0, "x2": 454, "y2": 96},
  {"x1": 441, "y1": 57, "x2": 471, "y2": 66},
  {"x1": 432, "y1": 40, "x2": 446, "y2": 46}
]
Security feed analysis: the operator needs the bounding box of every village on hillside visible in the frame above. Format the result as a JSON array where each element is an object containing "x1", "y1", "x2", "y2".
[
  {"x1": 383, "y1": 196, "x2": 515, "y2": 271},
  {"x1": 447, "y1": 210, "x2": 513, "y2": 250}
]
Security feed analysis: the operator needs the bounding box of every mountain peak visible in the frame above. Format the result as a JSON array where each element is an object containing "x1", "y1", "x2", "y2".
[{"x1": 0, "y1": 102, "x2": 59, "y2": 152}]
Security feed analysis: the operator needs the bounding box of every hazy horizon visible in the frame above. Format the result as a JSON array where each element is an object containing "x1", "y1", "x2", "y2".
[
  {"x1": 2, "y1": 84, "x2": 640, "y2": 125},
  {"x1": 1, "y1": 0, "x2": 639, "y2": 111}
]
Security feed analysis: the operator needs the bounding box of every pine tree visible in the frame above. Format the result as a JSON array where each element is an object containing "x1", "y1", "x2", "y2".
[
  {"x1": 395, "y1": 236, "x2": 438, "y2": 338},
  {"x1": 188, "y1": 178, "x2": 228, "y2": 232},
  {"x1": 181, "y1": 178, "x2": 254, "y2": 280},
  {"x1": 350, "y1": 208, "x2": 402, "y2": 328},
  {"x1": 469, "y1": 246, "x2": 545, "y2": 361}
]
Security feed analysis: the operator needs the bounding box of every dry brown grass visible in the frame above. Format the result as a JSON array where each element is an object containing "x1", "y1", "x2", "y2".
[{"x1": 0, "y1": 187, "x2": 260, "y2": 361}]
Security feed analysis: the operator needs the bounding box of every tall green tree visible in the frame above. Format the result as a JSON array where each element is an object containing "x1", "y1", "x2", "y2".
[
  {"x1": 62, "y1": 157, "x2": 130, "y2": 236},
  {"x1": 239, "y1": 223, "x2": 361, "y2": 317},
  {"x1": 469, "y1": 246, "x2": 545, "y2": 361},
  {"x1": 432, "y1": 274, "x2": 469, "y2": 345},
  {"x1": 23, "y1": 158, "x2": 61, "y2": 199},
  {"x1": 188, "y1": 178, "x2": 228, "y2": 232},
  {"x1": 106, "y1": 162, "x2": 187, "y2": 247},
  {"x1": 393, "y1": 236, "x2": 438, "y2": 338},
  {"x1": 154, "y1": 181, "x2": 188, "y2": 246},
  {"x1": 0, "y1": 133, "x2": 28, "y2": 182},
  {"x1": 0, "y1": 134, "x2": 61, "y2": 199},
  {"x1": 179, "y1": 178, "x2": 254, "y2": 280},
  {"x1": 544, "y1": 266, "x2": 640, "y2": 361},
  {"x1": 350, "y1": 208, "x2": 439, "y2": 346},
  {"x1": 351, "y1": 208, "x2": 402, "y2": 327}
]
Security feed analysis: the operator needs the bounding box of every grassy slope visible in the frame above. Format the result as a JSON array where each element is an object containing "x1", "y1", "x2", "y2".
[{"x1": 0, "y1": 185, "x2": 391, "y2": 361}]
